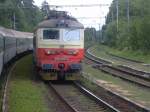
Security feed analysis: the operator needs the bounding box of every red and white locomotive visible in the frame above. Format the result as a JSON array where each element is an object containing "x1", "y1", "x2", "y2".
[{"x1": 33, "y1": 11, "x2": 84, "y2": 80}]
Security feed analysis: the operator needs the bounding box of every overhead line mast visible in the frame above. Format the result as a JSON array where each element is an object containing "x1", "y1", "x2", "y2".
[{"x1": 77, "y1": 17, "x2": 106, "y2": 19}]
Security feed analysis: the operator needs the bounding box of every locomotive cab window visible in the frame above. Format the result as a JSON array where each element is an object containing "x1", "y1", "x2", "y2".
[
  {"x1": 63, "y1": 29, "x2": 80, "y2": 42},
  {"x1": 43, "y1": 29, "x2": 59, "y2": 40}
]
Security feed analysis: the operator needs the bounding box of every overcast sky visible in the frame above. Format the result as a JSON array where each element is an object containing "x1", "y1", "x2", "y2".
[{"x1": 34, "y1": 0, "x2": 113, "y2": 30}]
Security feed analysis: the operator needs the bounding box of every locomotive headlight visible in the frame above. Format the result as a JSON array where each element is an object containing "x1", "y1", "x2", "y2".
[
  {"x1": 45, "y1": 50, "x2": 58, "y2": 55},
  {"x1": 68, "y1": 50, "x2": 78, "y2": 55},
  {"x1": 47, "y1": 50, "x2": 51, "y2": 55}
]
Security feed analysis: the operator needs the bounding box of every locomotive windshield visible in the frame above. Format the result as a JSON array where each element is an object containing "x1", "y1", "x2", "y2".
[
  {"x1": 63, "y1": 29, "x2": 80, "y2": 42},
  {"x1": 43, "y1": 29, "x2": 59, "y2": 40}
]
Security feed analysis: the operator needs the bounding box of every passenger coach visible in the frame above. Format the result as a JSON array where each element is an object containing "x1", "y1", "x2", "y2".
[
  {"x1": 34, "y1": 11, "x2": 84, "y2": 80},
  {"x1": 0, "y1": 26, "x2": 33, "y2": 76}
]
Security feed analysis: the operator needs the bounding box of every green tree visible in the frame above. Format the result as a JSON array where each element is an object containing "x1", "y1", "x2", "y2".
[
  {"x1": 103, "y1": 0, "x2": 150, "y2": 53},
  {"x1": 0, "y1": 0, "x2": 44, "y2": 31}
]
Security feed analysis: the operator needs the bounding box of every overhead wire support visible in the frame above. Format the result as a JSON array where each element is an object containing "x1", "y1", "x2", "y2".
[
  {"x1": 77, "y1": 17, "x2": 106, "y2": 19},
  {"x1": 116, "y1": 0, "x2": 119, "y2": 32},
  {"x1": 127, "y1": 0, "x2": 130, "y2": 32},
  {"x1": 48, "y1": 4, "x2": 109, "y2": 8},
  {"x1": 13, "y1": 12, "x2": 16, "y2": 30}
]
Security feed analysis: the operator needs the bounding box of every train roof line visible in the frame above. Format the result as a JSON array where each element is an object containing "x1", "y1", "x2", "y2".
[
  {"x1": 0, "y1": 26, "x2": 33, "y2": 38},
  {"x1": 37, "y1": 11, "x2": 84, "y2": 29}
]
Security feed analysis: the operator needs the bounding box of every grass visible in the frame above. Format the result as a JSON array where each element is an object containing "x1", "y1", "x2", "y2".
[
  {"x1": 8, "y1": 55, "x2": 49, "y2": 112},
  {"x1": 83, "y1": 63, "x2": 150, "y2": 107},
  {"x1": 84, "y1": 40, "x2": 94, "y2": 49},
  {"x1": 91, "y1": 44, "x2": 150, "y2": 63},
  {"x1": 89, "y1": 44, "x2": 150, "y2": 72}
]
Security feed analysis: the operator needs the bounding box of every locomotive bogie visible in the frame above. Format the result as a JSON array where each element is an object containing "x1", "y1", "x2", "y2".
[
  {"x1": 40, "y1": 71, "x2": 81, "y2": 80},
  {"x1": 39, "y1": 72, "x2": 58, "y2": 80}
]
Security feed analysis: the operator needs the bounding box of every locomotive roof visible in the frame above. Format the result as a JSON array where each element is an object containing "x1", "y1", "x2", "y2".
[
  {"x1": 37, "y1": 19, "x2": 84, "y2": 29},
  {"x1": 36, "y1": 10, "x2": 84, "y2": 29}
]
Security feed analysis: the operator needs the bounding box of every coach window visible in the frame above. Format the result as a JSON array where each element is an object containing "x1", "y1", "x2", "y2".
[
  {"x1": 0, "y1": 36, "x2": 4, "y2": 52},
  {"x1": 43, "y1": 29, "x2": 59, "y2": 40}
]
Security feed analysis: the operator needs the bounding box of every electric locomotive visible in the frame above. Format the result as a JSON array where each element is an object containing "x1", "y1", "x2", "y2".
[{"x1": 33, "y1": 10, "x2": 84, "y2": 80}]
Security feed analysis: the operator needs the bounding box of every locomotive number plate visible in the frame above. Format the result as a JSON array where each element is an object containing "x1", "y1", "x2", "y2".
[{"x1": 55, "y1": 57, "x2": 68, "y2": 61}]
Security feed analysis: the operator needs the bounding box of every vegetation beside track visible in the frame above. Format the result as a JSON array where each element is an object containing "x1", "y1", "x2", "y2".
[
  {"x1": 90, "y1": 44, "x2": 150, "y2": 64},
  {"x1": 0, "y1": 0, "x2": 43, "y2": 32},
  {"x1": 102, "y1": 0, "x2": 150, "y2": 53},
  {"x1": 8, "y1": 55, "x2": 49, "y2": 112},
  {"x1": 88, "y1": 44, "x2": 150, "y2": 73},
  {"x1": 82, "y1": 63, "x2": 150, "y2": 107}
]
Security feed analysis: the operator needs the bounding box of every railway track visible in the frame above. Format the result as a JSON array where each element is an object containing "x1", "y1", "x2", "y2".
[
  {"x1": 85, "y1": 50, "x2": 150, "y2": 88},
  {"x1": 86, "y1": 49, "x2": 150, "y2": 79},
  {"x1": 89, "y1": 47, "x2": 150, "y2": 74},
  {"x1": 48, "y1": 82, "x2": 119, "y2": 112},
  {"x1": 81, "y1": 73, "x2": 150, "y2": 112},
  {"x1": 45, "y1": 82, "x2": 77, "y2": 112}
]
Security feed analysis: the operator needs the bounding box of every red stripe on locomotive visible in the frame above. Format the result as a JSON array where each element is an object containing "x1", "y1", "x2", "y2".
[{"x1": 36, "y1": 48, "x2": 84, "y2": 71}]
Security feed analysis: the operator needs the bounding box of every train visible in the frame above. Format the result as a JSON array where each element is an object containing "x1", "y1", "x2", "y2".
[
  {"x1": 33, "y1": 10, "x2": 84, "y2": 80},
  {"x1": 0, "y1": 26, "x2": 33, "y2": 76}
]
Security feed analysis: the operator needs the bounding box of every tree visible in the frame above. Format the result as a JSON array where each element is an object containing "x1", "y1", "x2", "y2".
[
  {"x1": 102, "y1": 0, "x2": 150, "y2": 53},
  {"x1": 0, "y1": 0, "x2": 44, "y2": 31},
  {"x1": 85, "y1": 28, "x2": 96, "y2": 42}
]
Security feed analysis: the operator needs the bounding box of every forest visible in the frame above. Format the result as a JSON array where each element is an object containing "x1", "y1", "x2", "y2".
[
  {"x1": 102, "y1": 0, "x2": 150, "y2": 53},
  {"x1": 0, "y1": 0, "x2": 44, "y2": 32}
]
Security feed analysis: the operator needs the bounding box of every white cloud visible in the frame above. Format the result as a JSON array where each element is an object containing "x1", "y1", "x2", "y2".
[{"x1": 34, "y1": 0, "x2": 113, "y2": 30}]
